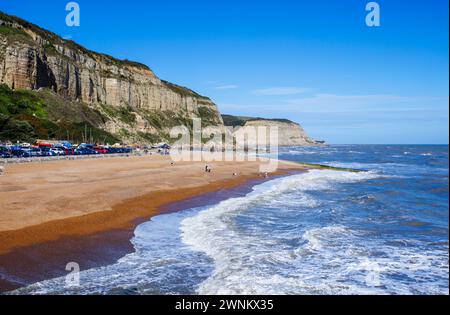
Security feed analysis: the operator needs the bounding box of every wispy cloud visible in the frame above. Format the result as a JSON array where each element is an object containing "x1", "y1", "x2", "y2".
[
  {"x1": 284, "y1": 94, "x2": 449, "y2": 113},
  {"x1": 252, "y1": 87, "x2": 310, "y2": 96},
  {"x1": 214, "y1": 84, "x2": 239, "y2": 90},
  {"x1": 219, "y1": 94, "x2": 449, "y2": 116}
]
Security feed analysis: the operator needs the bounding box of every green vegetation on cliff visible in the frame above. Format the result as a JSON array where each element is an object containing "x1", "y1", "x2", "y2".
[
  {"x1": 0, "y1": 84, "x2": 220, "y2": 145},
  {"x1": 161, "y1": 80, "x2": 211, "y2": 100},
  {"x1": 0, "y1": 24, "x2": 33, "y2": 45},
  {"x1": 221, "y1": 114, "x2": 293, "y2": 127},
  {"x1": 198, "y1": 106, "x2": 221, "y2": 126},
  {"x1": 141, "y1": 110, "x2": 192, "y2": 130},
  {"x1": 99, "y1": 104, "x2": 137, "y2": 126},
  {"x1": 0, "y1": 84, "x2": 203, "y2": 145},
  {"x1": 0, "y1": 84, "x2": 119, "y2": 143}
]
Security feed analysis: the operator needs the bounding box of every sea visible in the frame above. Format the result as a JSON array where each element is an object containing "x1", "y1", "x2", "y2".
[{"x1": 13, "y1": 145, "x2": 449, "y2": 295}]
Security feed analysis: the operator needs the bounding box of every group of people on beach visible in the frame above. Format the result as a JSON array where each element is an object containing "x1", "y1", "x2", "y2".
[
  {"x1": 170, "y1": 162, "x2": 268, "y2": 179},
  {"x1": 205, "y1": 164, "x2": 240, "y2": 177}
]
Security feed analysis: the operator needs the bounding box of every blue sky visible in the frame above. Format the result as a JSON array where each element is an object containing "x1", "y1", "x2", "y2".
[{"x1": 1, "y1": 0, "x2": 448, "y2": 144}]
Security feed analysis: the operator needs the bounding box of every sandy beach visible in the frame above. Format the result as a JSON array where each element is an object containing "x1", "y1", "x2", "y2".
[
  {"x1": 0, "y1": 155, "x2": 306, "y2": 292},
  {"x1": 0, "y1": 155, "x2": 305, "y2": 254}
]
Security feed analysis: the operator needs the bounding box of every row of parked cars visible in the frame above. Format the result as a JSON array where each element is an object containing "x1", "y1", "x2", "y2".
[{"x1": 0, "y1": 142, "x2": 133, "y2": 159}]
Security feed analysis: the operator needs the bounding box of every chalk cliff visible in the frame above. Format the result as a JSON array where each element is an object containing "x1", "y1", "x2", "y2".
[{"x1": 222, "y1": 115, "x2": 318, "y2": 146}]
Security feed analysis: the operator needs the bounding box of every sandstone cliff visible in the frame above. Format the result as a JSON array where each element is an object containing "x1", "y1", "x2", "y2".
[{"x1": 0, "y1": 11, "x2": 222, "y2": 143}]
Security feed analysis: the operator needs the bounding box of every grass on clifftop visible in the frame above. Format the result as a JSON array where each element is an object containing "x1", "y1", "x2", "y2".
[
  {"x1": 0, "y1": 25, "x2": 29, "y2": 37},
  {"x1": 0, "y1": 25, "x2": 34, "y2": 45},
  {"x1": 222, "y1": 114, "x2": 294, "y2": 127},
  {"x1": 161, "y1": 80, "x2": 211, "y2": 100}
]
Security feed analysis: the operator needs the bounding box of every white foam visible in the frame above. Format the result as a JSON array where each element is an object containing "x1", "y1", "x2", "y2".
[
  {"x1": 12, "y1": 166, "x2": 447, "y2": 295},
  {"x1": 11, "y1": 208, "x2": 213, "y2": 295},
  {"x1": 180, "y1": 169, "x2": 388, "y2": 295}
]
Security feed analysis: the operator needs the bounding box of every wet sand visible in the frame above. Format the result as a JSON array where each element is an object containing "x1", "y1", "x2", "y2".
[{"x1": 0, "y1": 155, "x2": 306, "y2": 292}]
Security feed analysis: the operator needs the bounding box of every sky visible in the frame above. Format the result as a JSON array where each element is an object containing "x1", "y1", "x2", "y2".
[{"x1": 1, "y1": 0, "x2": 448, "y2": 144}]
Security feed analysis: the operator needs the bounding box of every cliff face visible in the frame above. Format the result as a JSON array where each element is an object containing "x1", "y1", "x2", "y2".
[
  {"x1": 0, "y1": 11, "x2": 319, "y2": 146},
  {"x1": 240, "y1": 119, "x2": 316, "y2": 146},
  {"x1": 222, "y1": 115, "x2": 318, "y2": 146},
  {"x1": 0, "y1": 12, "x2": 222, "y2": 143}
]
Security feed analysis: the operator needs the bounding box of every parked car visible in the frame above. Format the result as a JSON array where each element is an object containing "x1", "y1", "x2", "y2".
[
  {"x1": 110, "y1": 147, "x2": 124, "y2": 154},
  {"x1": 105, "y1": 147, "x2": 118, "y2": 154},
  {"x1": 0, "y1": 146, "x2": 12, "y2": 158},
  {"x1": 40, "y1": 147, "x2": 53, "y2": 156},
  {"x1": 11, "y1": 147, "x2": 30, "y2": 158},
  {"x1": 50, "y1": 148, "x2": 65, "y2": 156},
  {"x1": 0, "y1": 152, "x2": 11, "y2": 158},
  {"x1": 94, "y1": 146, "x2": 108, "y2": 154},
  {"x1": 76, "y1": 144, "x2": 99, "y2": 155},
  {"x1": 28, "y1": 147, "x2": 43, "y2": 157},
  {"x1": 74, "y1": 147, "x2": 98, "y2": 155}
]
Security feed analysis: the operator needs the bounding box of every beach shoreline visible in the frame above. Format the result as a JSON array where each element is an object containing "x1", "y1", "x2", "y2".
[{"x1": 0, "y1": 155, "x2": 307, "y2": 292}]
